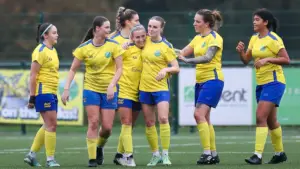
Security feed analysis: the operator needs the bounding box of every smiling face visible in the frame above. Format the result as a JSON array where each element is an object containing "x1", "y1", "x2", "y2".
[
  {"x1": 131, "y1": 29, "x2": 146, "y2": 48},
  {"x1": 148, "y1": 19, "x2": 163, "y2": 38},
  {"x1": 94, "y1": 21, "x2": 111, "y2": 38},
  {"x1": 43, "y1": 25, "x2": 59, "y2": 45},
  {"x1": 253, "y1": 15, "x2": 268, "y2": 32}
]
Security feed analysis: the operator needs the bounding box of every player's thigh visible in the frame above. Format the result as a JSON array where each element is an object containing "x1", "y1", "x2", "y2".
[
  {"x1": 40, "y1": 110, "x2": 57, "y2": 131},
  {"x1": 194, "y1": 103, "x2": 211, "y2": 123},
  {"x1": 157, "y1": 101, "x2": 169, "y2": 123},
  {"x1": 256, "y1": 101, "x2": 274, "y2": 123},
  {"x1": 267, "y1": 107, "x2": 279, "y2": 129},
  {"x1": 86, "y1": 105, "x2": 100, "y2": 127},
  {"x1": 142, "y1": 104, "x2": 156, "y2": 127},
  {"x1": 101, "y1": 108, "x2": 116, "y2": 130},
  {"x1": 118, "y1": 107, "x2": 133, "y2": 125}
]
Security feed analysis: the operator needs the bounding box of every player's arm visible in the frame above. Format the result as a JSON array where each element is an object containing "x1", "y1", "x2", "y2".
[
  {"x1": 164, "y1": 59, "x2": 180, "y2": 74},
  {"x1": 28, "y1": 61, "x2": 41, "y2": 108},
  {"x1": 156, "y1": 59, "x2": 179, "y2": 81},
  {"x1": 265, "y1": 48, "x2": 290, "y2": 65},
  {"x1": 29, "y1": 61, "x2": 41, "y2": 96},
  {"x1": 239, "y1": 49, "x2": 252, "y2": 65},
  {"x1": 263, "y1": 39, "x2": 290, "y2": 65},
  {"x1": 180, "y1": 46, "x2": 219, "y2": 64},
  {"x1": 109, "y1": 56, "x2": 123, "y2": 88},
  {"x1": 175, "y1": 45, "x2": 194, "y2": 57},
  {"x1": 107, "y1": 56, "x2": 122, "y2": 100},
  {"x1": 254, "y1": 39, "x2": 290, "y2": 68},
  {"x1": 156, "y1": 47, "x2": 180, "y2": 81},
  {"x1": 236, "y1": 41, "x2": 252, "y2": 65},
  {"x1": 61, "y1": 57, "x2": 81, "y2": 105},
  {"x1": 64, "y1": 58, "x2": 81, "y2": 90}
]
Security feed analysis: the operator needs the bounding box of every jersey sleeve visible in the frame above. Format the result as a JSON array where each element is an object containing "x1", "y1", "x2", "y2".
[
  {"x1": 269, "y1": 38, "x2": 285, "y2": 55},
  {"x1": 72, "y1": 46, "x2": 85, "y2": 61},
  {"x1": 113, "y1": 44, "x2": 125, "y2": 59},
  {"x1": 208, "y1": 36, "x2": 223, "y2": 49},
  {"x1": 32, "y1": 50, "x2": 46, "y2": 65},
  {"x1": 248, "y1": 35, "x2": 257, "y2": 50},
  {"x1": 164, "y1": 45, "x2": 177, "y2": 63}
]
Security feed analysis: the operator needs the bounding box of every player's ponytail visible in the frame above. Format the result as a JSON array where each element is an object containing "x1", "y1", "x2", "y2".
[
  {"x1": 81, "y1": 27, "x2": 94, "y2": 43},
  {"x1": 36, "y1": 24, "x2": 42, "y2": 43},
  {"x1": 197, "y1": 9, "x2": 223, "y2": 31},
  {"x1": 115, "y1": 6, "x2": 126, "y2": 32},
  {"x1": 212, "y1": 10, "x2": 223, "y2": 31},
  {"x1": 272, "y1": 17, "x2": 278, "y2": 33},
  {"x1": 111, "y1": 6, "x2": 138, "y2": 36}
]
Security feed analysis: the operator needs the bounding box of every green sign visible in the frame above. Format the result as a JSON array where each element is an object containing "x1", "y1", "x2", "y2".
[
  {"x1": 277, "y1": 68, "x2": 300, "y2": 125},
  {"x1": 184, "y1": 86, "x2": 194, "y2": 102}
]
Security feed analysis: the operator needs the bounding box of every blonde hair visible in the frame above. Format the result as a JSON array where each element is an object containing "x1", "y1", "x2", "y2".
[{"x1": 129, "y1": 24, "x2": 146, "y2": 39}]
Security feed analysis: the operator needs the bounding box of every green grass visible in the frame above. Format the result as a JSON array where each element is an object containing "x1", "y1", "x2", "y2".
[{"x1": 0, "y1": 126, "x2": 300, "y2": 169}]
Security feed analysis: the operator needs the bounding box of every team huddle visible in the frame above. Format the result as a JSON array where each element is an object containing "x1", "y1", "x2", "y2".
[{"x1": 24, "y1": 6, "x2": 290, "y2": 167}]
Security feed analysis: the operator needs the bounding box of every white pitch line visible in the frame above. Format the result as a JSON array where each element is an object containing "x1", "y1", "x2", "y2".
[
  {"x1": 64, "y1": 140, "x2": 300, "y2": 150},
  {"x1": 3, "y1": 135, "x2": 300, "y2": 140},
  {"x1": 1, "y1": 151, "x2": 299, "y2": 155},
  {"x1": 1, "y1": 140, "x2": 299, "y2": 152}
]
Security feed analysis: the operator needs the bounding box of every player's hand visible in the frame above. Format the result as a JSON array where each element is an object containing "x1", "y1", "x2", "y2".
[
  {"x1": 236, "y1": 41, "x2": 245, "y2": 53},
  {"x1": 156, "y1": 69, "x2": 167, "y2": 81},
  {"x1": 107, "y1": 85, "x2": 114, "y2": 100},
  {"x1": 254, "y1": 58, "x2": 269, "y2": 69},
  {"x1": 122, "y1": 42, "x2": 131, "y2": 50},
  {"x1": 178, "y1": 55, "x2": 187, "y2": 63},
  {"x1": 61, "y1": 89, "x2": 70, "y2": 106},
  {"x1": 27, "y1": 95, "x2": 35, "y2": 109}
]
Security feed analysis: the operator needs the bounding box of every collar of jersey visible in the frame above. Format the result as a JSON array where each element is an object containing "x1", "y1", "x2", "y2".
[
  {"x1": 151, "y1": 37, "x2": 163, "y2": 43},
  {"x1": 258, "y1": 31, "x2": 271, "y2": 39},
  {"x1": 119, "y1": 31, "x2": 129, "y2": 39},
  {"x1": 91, "y1": 39, "x2": 106, "y2": 47},
  {"x1": 199, "y1": 30, "x2": 213, "y2": 38},
  {"x1": 40, "y1": 43, "x2": 54, "y2": 50}
]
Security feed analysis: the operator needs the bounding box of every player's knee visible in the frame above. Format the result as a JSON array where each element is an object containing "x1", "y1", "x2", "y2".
[
  {"x1": 45, "y1": 118, "x2": 57, "y2": 132},
  {"x1": 121, "y1": 116, "x2": 132, "y2": 125},
  {"x1": 46, "y1": 122, "x2": 57, "y2": 132},
  {"x1": 256, "y1": 111, "x2": 267, "y2": 125},
  {"x1": 194, "y1": 112, "x2": 205, "y2": 123},
  {"x1": 267, "y1": 117, "x2": 279, "y2": 130},
  {"x1": 88, "y1": 119, "x2": 99, "y2": 132},
  {"x1": 101, "y1": 124, "x2": 113, "y2": 136},
  {"x1": 145, "y1": 119, "x2": 155, "y2": 127},
  {"x1": 158, "y1": 116, "x2": 169, "y2": 124},
  {"x1": 101, "y1": 129, "x2": 112, "y2": 137}
]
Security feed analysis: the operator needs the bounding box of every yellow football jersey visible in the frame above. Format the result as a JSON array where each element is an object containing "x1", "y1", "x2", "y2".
[
  {"x1": 139, "y1": 37, "x2": 177, "y2": 92},
  {"x1": 118, "y1": 44, "x2": 142, "y2": 101},
  {"x1": 110, "y1": 31, "x2": 129, "y2": 45},
  {"x1": 188, "y1": 31, "x2": 224, "y2": 83},
  {"x1": 73, "y1": 39, "x2": 124, "y2": 93},
  {"x1": 32, "y1": 43, "x2": 59, "y2": 95},
  {"x1": 248, "y1": 31, "x2": 286, "y2": 85}
]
